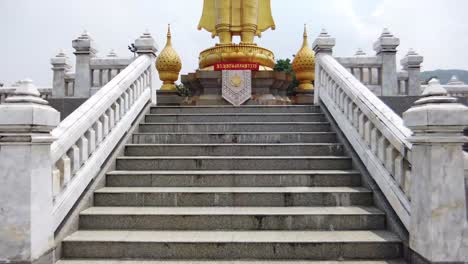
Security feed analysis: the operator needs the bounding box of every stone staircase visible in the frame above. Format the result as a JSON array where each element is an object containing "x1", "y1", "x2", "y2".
[{"x1": 58, "y1": 105, "x2": 405, "y2": 263}]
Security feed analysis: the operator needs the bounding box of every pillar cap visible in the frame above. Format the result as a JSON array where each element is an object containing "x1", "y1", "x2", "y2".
[
  {"x1": 401, "y1": 49, "x2": 423, "y2": 69},
  {"x1": 312, "y1": 28, "x2": 336, "y2": 54},
  {"x1": 373, "y1": 28, "x2": 400, "y2": 54},
  {"x1": 72, "y1": 30, "x2": 97, "y2": 54},
  {"x1": 134, "y1": 30, "x2": 158, "y2": 56},
  {"x1": 403, "y1": 78, "x2": 468, "y2": 134},
  {"x1": 0, "y1": 79, "x2": 60, "y2": 133}
]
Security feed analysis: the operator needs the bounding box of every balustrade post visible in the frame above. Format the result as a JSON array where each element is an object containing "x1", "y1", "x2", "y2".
[
  {"x1": 134, "y1": 30, "x2": 157, "y2": 103},
  {"x1": 0, "y1": 79, "x2": 60, "y2": 263},
  {"x1": 403, "y1": 79, "x2": 468, "y2": 262},
  {"x1": 72, "y1": 31, "x2": 97, "y2": 98},
  {"x1": 401, "y1": 49, "x2": 423, "y2": 96},
  {"x1": 374, "y1": 28, "x2": 399, "y2": 96},
  {"x1": 312, "y1": 29, "x2": 335, "y2": 104},
  {"x1": 51, "y1": 50, "x2": 72, "y2": 98}
]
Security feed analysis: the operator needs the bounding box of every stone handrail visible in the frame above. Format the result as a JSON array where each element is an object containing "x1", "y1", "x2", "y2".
[
  {"x1": 50, "y1": 54, "x2": 153, "y2": 230},
  {"x1": 0, "y1": 86, "x2": 52, "y2": 103},
  {"x1": 317, "y1": 53, "x2": 413, "y2": 229}
]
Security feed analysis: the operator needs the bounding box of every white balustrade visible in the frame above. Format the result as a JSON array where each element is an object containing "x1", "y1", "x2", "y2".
[
  {"x1": 50, "y1": 54, "x2": 153, "y2": 229},
  {"x1": 317, "y1": 53, "x2": 413, "y2": 228},
  {"x1": 90, "y1": 57, "x2": 133, "y2": 91}
]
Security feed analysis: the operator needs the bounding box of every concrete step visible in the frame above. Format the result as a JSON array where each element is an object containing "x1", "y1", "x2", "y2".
[
  {"x1": 106, "y1": 170, "x2": 362, "y2": 187},
  {"x1": 116, "y1": 156, "x2": 352, "y2": 171},
  {"x1": 62, "y1": 230, "x2": 402, "y2": 259},
  {"x1": 139, "y1": 122, "x2": 331, "y2": 133},
  {"x1": 150, "y1": 105, "x2": 321, "y2": 114},
  {"x1": 132, "y1": 132, "x2": 338, "y2": 144},
  {"x1": 145, "y1": 113, "x2": 327, "y2": 123},
  {"x1": 124, "y1": 144, "x2": 345, "y2": 157},
  {"x1": 79, "y1": 206, "x2": 385, "y2": 231},
  {"x1": 93, "y1": 187, "x2": 373, "y2": 207},
  {"x1": 57, "y1": 260, "x2": 407, "y2": 264}
]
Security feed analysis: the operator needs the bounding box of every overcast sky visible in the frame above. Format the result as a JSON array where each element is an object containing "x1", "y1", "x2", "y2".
[{"x1": 1, "y1": 0, "x2": 467, "y2": 86}]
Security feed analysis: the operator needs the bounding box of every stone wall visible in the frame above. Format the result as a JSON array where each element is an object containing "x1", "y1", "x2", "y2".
[{"x1": 48, "y1": 98, "x2": 88, "y2": 120}]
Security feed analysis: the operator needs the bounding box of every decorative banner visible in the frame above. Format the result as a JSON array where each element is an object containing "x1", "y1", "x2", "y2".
[
  {"x1": 222, "y1": 70, "x2": 252, "y2": 106},
  {"x1": 215, "y1": 63, "x2": 260, "y2": 71}
]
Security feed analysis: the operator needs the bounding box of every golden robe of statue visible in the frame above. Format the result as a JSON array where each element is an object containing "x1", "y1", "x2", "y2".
[{"x1": 198, "y1": 0, "x2": 276, "y2": 44}]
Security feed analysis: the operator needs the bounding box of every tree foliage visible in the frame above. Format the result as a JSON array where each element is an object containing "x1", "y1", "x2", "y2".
[{"x1": 274, "y1": 58, "x2": 299, "y2": 95}]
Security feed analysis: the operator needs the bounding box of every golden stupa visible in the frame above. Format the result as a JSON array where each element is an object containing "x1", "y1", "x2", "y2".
[
  {"x1": 156, "y1": 24, "x2": 182, "y2": 91},
  {"x1": 292, "y1": 25, "x2": 315, "y2": 90},
  {"x1": 197, "y1": 0, "x2": 276, "y2": 71}
]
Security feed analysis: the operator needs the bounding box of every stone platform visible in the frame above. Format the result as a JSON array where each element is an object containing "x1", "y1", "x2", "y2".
[{"x1": 179, "y1": 71, "x2": 295, "y2": 105}]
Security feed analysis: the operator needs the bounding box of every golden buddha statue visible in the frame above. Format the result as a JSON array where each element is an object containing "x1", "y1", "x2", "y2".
[{"x1": 197, "y1": 0, "x2": 276, "y2": 70}]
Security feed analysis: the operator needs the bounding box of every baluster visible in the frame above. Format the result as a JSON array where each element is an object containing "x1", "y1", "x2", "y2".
[
  {"x1": 124, "y1": 93, "x2": 130, "y2": 112},
  {"x1": 119, "y1": 97, "x2": 125, "y2": 118},
  {"x1": 94, "y1": 120, "x2": 103, "y2": 145},
  {"x1": 57, "y1": 154, "x2": 71, "y2": 187},
  {"x1": 101, "y1": 114, "x2": 110, "y2": 137},
  {"x1": 358, "y1": 114, "x2": 365, "y2": 138},
  {"x1": 52, "y1": 167, "x2": 62, "y2": 198},
  {"x1": 364, "y1": 121, "x2": 372, "y2": 146},
  {"x1": 394, "y1": 155, "x2": 405, "y2": 188},
  {"x1": 129, "y1": 86, "x2": 135, "y2": 106},
  {"x1": 67, "y1": 145, "x2": 81, "y2": 173},
  {"x1": 370, "y1": 128, "x2": 379, "y2": 154},
  {"x1": 343, "y1": 96, "x2": 349, "y2": 116},
  {"x1": 352, "y1": 106, "x2": 359, "y2": 128},
  {"x1": 385, "y1": 146, "x2": 397, "y2": 175},
  {"x1": 377, "y1": 137, "x2": 388, "y2": 162},
  {"x1": 114, "y1": 102, "x2": 121, "y2": 122},
  {"x1": 86, "y1": 128, "x2": 96, "y2": 154},
  {"x1": 77, "y1": 136, "x2": 89, "y2": 165},
  {"x1": 108, "y1": 107, "x2": 116, "y2": 128},
  {"x1": 347, "y1": 101, "x2": 354, "y2": 122}
]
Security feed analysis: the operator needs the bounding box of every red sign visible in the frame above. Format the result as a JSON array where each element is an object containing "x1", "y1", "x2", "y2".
[{"x1": 214, "y1": 62, "x2": 260, "y2": 71}]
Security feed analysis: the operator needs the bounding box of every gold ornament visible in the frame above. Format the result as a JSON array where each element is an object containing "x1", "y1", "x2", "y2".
[
  {"x1": 292, "y1": 24, "x2": 315, "y2": 91},
  {"x1": 197, "y1": 0, "x2": 276, "y2": 71},
  {"x1": 156, "y1": 24, "x2": 182, "y2": 91}
]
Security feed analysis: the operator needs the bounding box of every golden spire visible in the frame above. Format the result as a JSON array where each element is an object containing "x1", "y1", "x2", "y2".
[
  {"x1": 292, "y1": 24, "x2": 315, "y2": 91},
  {"x1": 156, "y1": 24, "x2": 182, "y2": 91}
]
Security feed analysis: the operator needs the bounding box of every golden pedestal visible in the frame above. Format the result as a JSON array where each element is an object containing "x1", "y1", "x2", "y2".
[{"x1": 199, "y1": 43, "x2": 275, "y2": 71}]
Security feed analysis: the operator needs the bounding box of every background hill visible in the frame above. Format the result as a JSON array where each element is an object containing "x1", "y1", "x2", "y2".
[{"x1": 420, "y1": 69, "x2": 468, "y2": 84}]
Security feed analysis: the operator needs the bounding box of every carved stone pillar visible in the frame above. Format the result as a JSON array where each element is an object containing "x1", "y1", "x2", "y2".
[
  {"x1": 0, "y1": 79, "x2": 60, "y2": 263},
  {"x1": 374, "y1": 28, "x2": 399, "y2": 96},
  {"x1": 404, "y1": 79, "x2": 468, "y2": 262}
]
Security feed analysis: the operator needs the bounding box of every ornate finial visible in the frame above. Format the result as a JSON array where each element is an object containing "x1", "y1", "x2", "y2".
[
  {"x1": 56, "y1": 49, "x2": 66, "y2": 57},
  {"x1": 355, "y1": 48, "x2": 366, "y2": 56},
  {"x1": 381, "y1": 28, "x2": 393, "y2": 37},
  {"x1": 319, "y1": 28, "x2": 329, "y2": 37},
  {"x1": 5, "y1": 79, "x2": 48, "y2": 105},
  {"x1": 407, "y1": 48, "x2": 417, "y2": 56},
  {"x1": 303, "y1": 24, "x2": 308, "y2": 38},
  {"x1": 447, "y1": 75, "x2": 465, "y2": 85},
  {"x1": 79, "y1": 30, "x2": 91, "y2": 39},
  {"x1": 156, "y1": 23, "x2": 182, "y2": 91},
  {"x1": 107, "y1": 49, "x2": 117, "y2": 57},
  {"x1": 302, "y1": 24, "x2": 309, "y2": 47},
  {"x1": 414, "y1": 78, "x2": 457, "y2": 105}
]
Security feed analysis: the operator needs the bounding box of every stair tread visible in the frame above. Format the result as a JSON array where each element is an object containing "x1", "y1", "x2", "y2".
[
  {"x1": 151, "y1": 105, "x2": 316, "y2": 108},
  {"x1": 95, "y1": 187, "x2": 371, "y2": 193},
  {"x1": 133, "y1": 132, "x2": 336, "y2": 135},
  {"x1": 58, "y1": 260, "x2": 406, "y2": 264},
  {"x1": 107, "y1": 170, "x2": 360, "y2": 175},
  {"x1": 146, "y1": 113, "x2": 324, "y2": 116},
  {"x1": 81, "y1": 206, "x2": 384, "y2": 216},
  {"x1": 64, "y1": 230, "x2": 400, "y2": 243},
  {"x1": 126, "y1": 143, "x2": 342, "y2": 146},
  {"x1": 141, "y1": 122, "x2": 329, "y2": 125},
  {"x1": 117, "y1": 156, "x2": 350, "y2": 159}
]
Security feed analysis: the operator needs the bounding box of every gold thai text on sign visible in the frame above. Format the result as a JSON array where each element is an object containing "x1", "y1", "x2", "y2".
[{"x1": 214, "y1": 63, "x2": 260, "y2": 71}]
